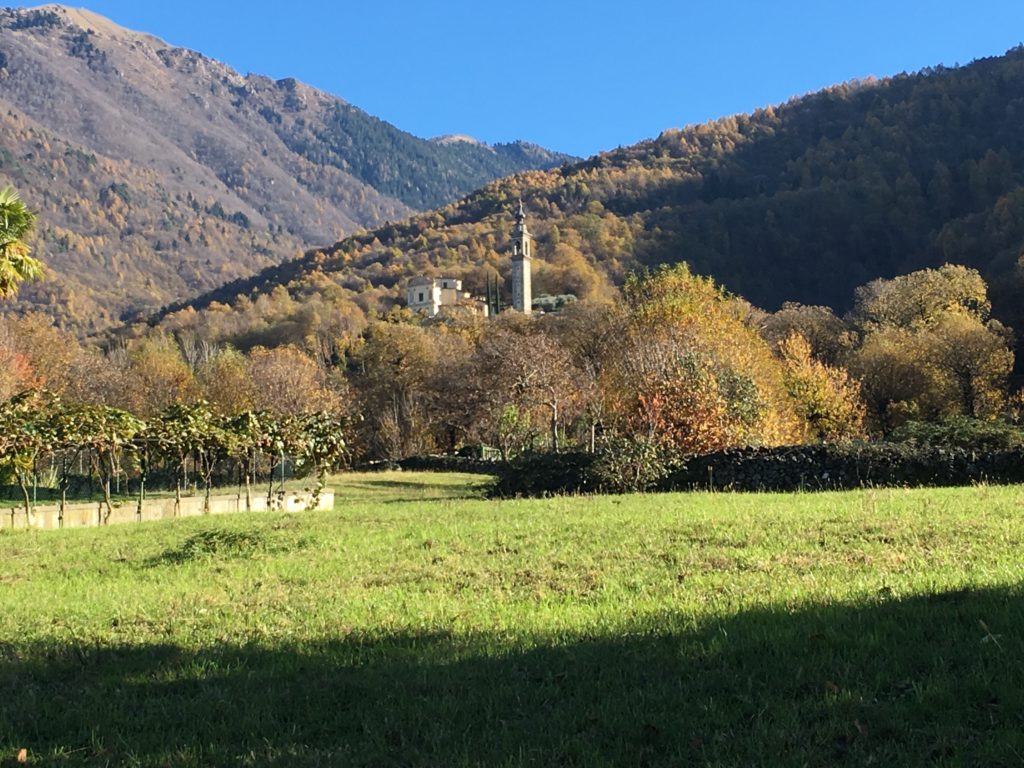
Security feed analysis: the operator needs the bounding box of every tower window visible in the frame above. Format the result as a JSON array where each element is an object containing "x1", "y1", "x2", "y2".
[{"x1": 418, "y1": 292, "x2": 424, "y2": 302}]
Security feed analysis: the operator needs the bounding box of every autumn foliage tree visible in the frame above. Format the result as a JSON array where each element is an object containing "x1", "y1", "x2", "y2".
[
  {"x1": 198, "y1": 347, "x2": 256, "y2": 416},
  {"x1": 778, "y1": 333, "x2": 866, "y2": 442},
  {"x1": 761, "y1": 303, "x2": 853, "y2": 365},
  {"x1": 604, "y1": 265, "x2": 805, "y2": 456},
  {"x1": 0, "y1": 332, "x2": 39, "y2": 400},
  {"x1": 248, "y1": 345, "x2": 340, "y2": 418},
  {"x1": 349, "y1": 322, "x2": 440, "y2": 460},
  {"x1": 545, "y1": 301, "x2": 620, "y2": 452},
  {"x1": 919, "y1": 312, "x2": 1014, "y2": 418},
  {"x1": 849, "y1": 265, "x2": 1013, "y2": 430},
  {"x1": 466, "y1": 316, "x2": 580, "y2": 455}
]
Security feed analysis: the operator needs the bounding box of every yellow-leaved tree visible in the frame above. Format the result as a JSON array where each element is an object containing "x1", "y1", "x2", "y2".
[
  {"x1": 603, "y1": 264, "x2": 806, "y2": 456},
  {"x1": 849, "y1": 264, "x2": 1013, "y2": 430},
  {"x1": 778, "y1": 332, "x2": 866, "y2": 442}
]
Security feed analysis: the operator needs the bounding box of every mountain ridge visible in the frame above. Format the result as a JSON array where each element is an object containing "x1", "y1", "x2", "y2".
[
  {"x1": 26, "y1": 4, "x2": 167, "y2": 45},
  {"x1": 0, "y1": 4, "x2": 574, "y2": 327}
]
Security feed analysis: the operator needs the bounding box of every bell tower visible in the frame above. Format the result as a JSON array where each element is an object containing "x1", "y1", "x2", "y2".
[{"x1": 511, "y1": 200, "x2": 532, "y2": 315}]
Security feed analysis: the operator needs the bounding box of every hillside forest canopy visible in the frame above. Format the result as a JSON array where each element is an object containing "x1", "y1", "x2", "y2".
[
  {"x1": 0, "y1": 260, "x2": 1017, "y2": 500},
  {"x1": 139, "y1": 46, "x2": 1024, "y2": 371}
]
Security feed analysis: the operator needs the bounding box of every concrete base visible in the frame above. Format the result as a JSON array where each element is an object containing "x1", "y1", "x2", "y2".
[{"x1": 0, "y1": 489, "x2": 335, "y2": 531}]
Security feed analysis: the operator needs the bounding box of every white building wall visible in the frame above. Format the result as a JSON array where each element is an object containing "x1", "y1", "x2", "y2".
[{"x1": 512, "y1": 257, "x2": 532, "y2": 315}]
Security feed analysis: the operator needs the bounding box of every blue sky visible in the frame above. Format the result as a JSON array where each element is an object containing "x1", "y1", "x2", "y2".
[{"x1": 17, "y1": 1, "x2": 1024, "y2": 157}]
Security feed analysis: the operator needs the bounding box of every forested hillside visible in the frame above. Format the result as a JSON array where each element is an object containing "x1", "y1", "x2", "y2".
[
  {"x1": 0, "y1": 5, "x2": 572, "y2": 327},
  {"x1": 148, "y1": 46, "x2": 1024, "y2": 353}
]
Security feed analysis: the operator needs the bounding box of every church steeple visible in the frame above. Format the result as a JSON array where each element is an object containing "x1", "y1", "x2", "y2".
[{"x1": 511, "y1": 199, "x2": 532, "y2": 314}]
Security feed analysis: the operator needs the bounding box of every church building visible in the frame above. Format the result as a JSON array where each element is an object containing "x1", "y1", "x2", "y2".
[
  {"x1": 405, "y1": 201, "x2": 535, "y2": 317},
  {"x1": 406, "y1": 276, "x2": 489, "y2": 318}
]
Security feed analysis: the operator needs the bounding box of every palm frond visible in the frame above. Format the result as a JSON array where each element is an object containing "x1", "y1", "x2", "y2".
[
  {"x1": 0, "y1": 186, "x2": 41, "y2": 299},
  {"x1": 0, "y1": 185, "x2": 36, "y2": 246}
]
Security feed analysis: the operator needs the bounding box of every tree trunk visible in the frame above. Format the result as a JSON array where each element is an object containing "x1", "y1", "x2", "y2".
[
  {"x1": 267, "y1": 458, "x2": 275, "y2": 510},
  {"x1": 101, "y1": 478, "x2": 113, "y2": 524},
  {"x1": 175, "y1": 472, "x2": 182, "y2": 518},
  {"x1": 203, "y1": 464, "x2": 211, "y2": 514},
  {"x1": 244, "y1": 452, "x2": 253, "y2": 511},
  {"x1": 137, "y1": 451, "x2": 147, "y2": 522},
  {"x1": 59, "y1": 455, "x2": 68, "y2": 529},
  {"x1": 17, "y1": 470, "x2": 31, "y2": 521},
  {"x1": 137, "y1": 475, "x2": 145, "y2": 522},
  {"x1": 250, "y1": 450, "x2": 258, "y2": 506},
  {"x1": 100, "y1": 453, "x2": 115, "y2": 524}
]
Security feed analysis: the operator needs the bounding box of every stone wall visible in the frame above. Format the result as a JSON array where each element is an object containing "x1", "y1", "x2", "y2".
[
  {"x1": 488, "y1": 443, "x2": 1024, "y2": 497},
  {"x1": 0, "y1": 489, "x2": 335, "y2": 531}
]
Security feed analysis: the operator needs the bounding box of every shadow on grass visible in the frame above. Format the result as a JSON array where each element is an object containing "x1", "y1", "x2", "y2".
[{"x1": 3, "y1": 586, "x2": 1023, "y2": 766}]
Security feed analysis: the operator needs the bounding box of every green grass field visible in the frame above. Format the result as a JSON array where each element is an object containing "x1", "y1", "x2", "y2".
[{"x1": 2, "y1": 472, "x2": 1024, "y2": 766}]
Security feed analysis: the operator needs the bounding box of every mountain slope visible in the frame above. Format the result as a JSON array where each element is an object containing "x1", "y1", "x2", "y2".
[
  {"x1": 0, "y1": 4, "x2": 573, "y2": 326},
  {"x1": 147, "y1": 46, "x2": 1024, "y2": 354}
]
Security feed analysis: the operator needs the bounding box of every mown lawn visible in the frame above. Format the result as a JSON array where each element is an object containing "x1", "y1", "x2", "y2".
[{"x1": 2, "y1": 472, "x2": 1024, "y2": 766}]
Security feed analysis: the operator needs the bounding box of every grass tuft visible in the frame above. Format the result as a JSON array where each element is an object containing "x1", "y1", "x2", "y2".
[{"x1": 149, "y1": 528, "x2": 268, "y2": 565}]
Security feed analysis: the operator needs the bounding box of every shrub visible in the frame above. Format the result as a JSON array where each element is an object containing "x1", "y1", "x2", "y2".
[
  {"x1": 891, "y1": 417, "x2": 1024, "y2": 453},
  {"x1": 489, "y1": 452, "x2": 597, "y2": 497},
  {"x1": 591, "y1": 435, "x2": 680, "y2": 493}
]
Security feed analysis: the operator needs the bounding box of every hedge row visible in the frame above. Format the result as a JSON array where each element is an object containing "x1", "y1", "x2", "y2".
[
  {"x1": 397, "y1": 455, "x2": 505, "y2": 475},
  {"x1": 488, "y1": 443, "x2": 1024, "y2": 497},
  {"x1": 666, "y1": 443, "x2": 1024, "y2": 492}
]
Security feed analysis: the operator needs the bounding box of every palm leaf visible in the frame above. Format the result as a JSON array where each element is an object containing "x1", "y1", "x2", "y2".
[{"x1": 0, "y1": 186, "x2": 41, "y2": 299}]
